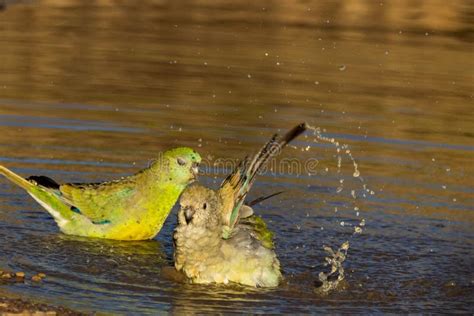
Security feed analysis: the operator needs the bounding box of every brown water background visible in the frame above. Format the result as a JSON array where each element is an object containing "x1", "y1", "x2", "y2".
[{"x1": 0, "y1": 0, "x2": 473, "y2": 313}]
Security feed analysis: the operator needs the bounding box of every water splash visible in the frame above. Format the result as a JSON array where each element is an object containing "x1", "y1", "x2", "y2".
[
  {"x1": 314, "y1": 241, "x2": 349, "y2": 294},
  {"x1": 306, "y1": 124, "x2": 368, "y2": 232},
  {"x1": 304, "y1": 124, "x2": 371, "y2": 292}
]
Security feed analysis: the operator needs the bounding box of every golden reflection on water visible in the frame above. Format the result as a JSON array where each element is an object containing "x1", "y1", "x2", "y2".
[
  {"x1": 1, "y1": 1, "x2": 473, "y2": 223},
  {"x1": 0, "y1": 1, "x2": 473, "y2": 313}
]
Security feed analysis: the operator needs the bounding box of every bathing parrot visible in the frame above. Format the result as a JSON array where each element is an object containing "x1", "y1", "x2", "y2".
[
  {"x1": 173, "y1": 123, "x2": 306, "y2": 287},
  {"x1": 0, "y1": 147, "x2": 201, "y2": 240}
]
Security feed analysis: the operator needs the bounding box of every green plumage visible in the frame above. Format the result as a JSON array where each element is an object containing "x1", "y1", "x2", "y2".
[
  {"x1": 0, "y1": 147, "x2": 201, "y2": 240},
  {"x1": 240, "y1": 215, "x2": 274, "y2": 249}
]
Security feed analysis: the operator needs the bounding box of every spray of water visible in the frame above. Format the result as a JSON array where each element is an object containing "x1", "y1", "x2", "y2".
[
  {"x1": 314, "y1": 241, "x2": 349, "y2": 294},
  {"x1": 305, "y1": 124, "x2": 370, "y2": 293}
]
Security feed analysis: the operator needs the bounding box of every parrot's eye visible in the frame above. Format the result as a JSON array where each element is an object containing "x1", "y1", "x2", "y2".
[
  {"x1": 203, "y1": 203, "x2": 207, "y2": 210},
  {"x1": 177, "y1": 157, "x2": 187, "y2": 166}
]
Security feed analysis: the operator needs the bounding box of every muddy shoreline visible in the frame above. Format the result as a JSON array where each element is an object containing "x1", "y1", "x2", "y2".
[
  {"x1": 0, "y1": 288, "x2": 86, "y2": 315},
  {"x1": 1, "y1": 268, "x2": 86, "y2": 315}
]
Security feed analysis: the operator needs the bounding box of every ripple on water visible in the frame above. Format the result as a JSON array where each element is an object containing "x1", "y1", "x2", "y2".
[{"x1": 0, "y1": 0, "x2": 473, "y2": 313}]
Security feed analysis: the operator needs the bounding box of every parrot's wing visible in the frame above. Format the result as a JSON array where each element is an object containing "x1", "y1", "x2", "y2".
[
  {"x1": 235, "y1": 192, "x2": 285, "y2": 248},
  {"x1": 219, "y1": 123, "x2": 307, "y2": 234},
  {"x1": 59, "y1": 178, "x2": 136, "y2": 224},
  {"x1": 238, "y1": 215, "x2": 275, "y2": 249}
]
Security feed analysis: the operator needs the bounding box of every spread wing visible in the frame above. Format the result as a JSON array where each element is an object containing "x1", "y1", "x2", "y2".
[{"x1": 218, "y1": 123, "x2": 306, "y2": 235}]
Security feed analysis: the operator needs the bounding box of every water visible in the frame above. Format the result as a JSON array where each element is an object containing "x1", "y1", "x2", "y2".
[{"x1": 0, "y1": 0, "x2": 473, "y2": 313}]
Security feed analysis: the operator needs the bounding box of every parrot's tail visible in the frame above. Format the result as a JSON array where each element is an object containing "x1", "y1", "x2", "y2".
[
  {"x1": 1, "y1": 165, "x2": 74, "y2": 227},
  {"x1": 0, "y1": 165, "x2": 34, "y2": 191}
]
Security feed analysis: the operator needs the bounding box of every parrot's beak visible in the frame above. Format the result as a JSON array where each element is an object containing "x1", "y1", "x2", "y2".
[
  {"x1": 191, "y1": 162, "x2": 199, "y2": 181},
  {"x1": 184, "y1": 206, "x2": 194, "y2": 224}
]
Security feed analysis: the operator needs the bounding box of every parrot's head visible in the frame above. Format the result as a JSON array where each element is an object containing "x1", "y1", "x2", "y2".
[
  {"x1": 162, "y1": 147, "x2": 201, "y2": 184},
  {"x1": 174, "y1": 184, "x2": 222, "y2": 273},
  {"x1": 178, "y1": 184, "x2": 220, "y2": 228}
]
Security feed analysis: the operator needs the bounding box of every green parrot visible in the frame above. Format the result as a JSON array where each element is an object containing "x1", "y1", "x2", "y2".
[
  {"x1": 0, "y1": 147, "x2": 201, "y2": 240},
  {"x1": 173, "y1": 123, "x2": 307, "y2": 287}
]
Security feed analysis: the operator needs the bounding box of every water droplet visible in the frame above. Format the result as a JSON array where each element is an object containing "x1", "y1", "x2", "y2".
[
  {"x1": 339, "y1": 65, "x2": 346, "y2": 71},
  {"x1": 341, "y1": 241, "x2": 349, "y2": 250},
  {"x1": 353, "y1": 170, "x2": 360, "y2": 177}
]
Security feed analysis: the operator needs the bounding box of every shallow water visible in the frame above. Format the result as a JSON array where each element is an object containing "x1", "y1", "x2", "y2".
[{"x1": 0, "y1": 0, "x2": 473, "y2": 313}]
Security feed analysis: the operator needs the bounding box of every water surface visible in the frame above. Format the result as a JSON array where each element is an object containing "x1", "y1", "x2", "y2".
[{"x1": 0, "y1": 0, "x2": 473, "y2": 313}]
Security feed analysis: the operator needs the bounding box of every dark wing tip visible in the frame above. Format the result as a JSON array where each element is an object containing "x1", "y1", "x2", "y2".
[
  {"x1": 27, "y1": 175, "x2": 60, "y2": 190},
  {"x1": 280, "y1": 122, "x2": 307, "y2": 146}
]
